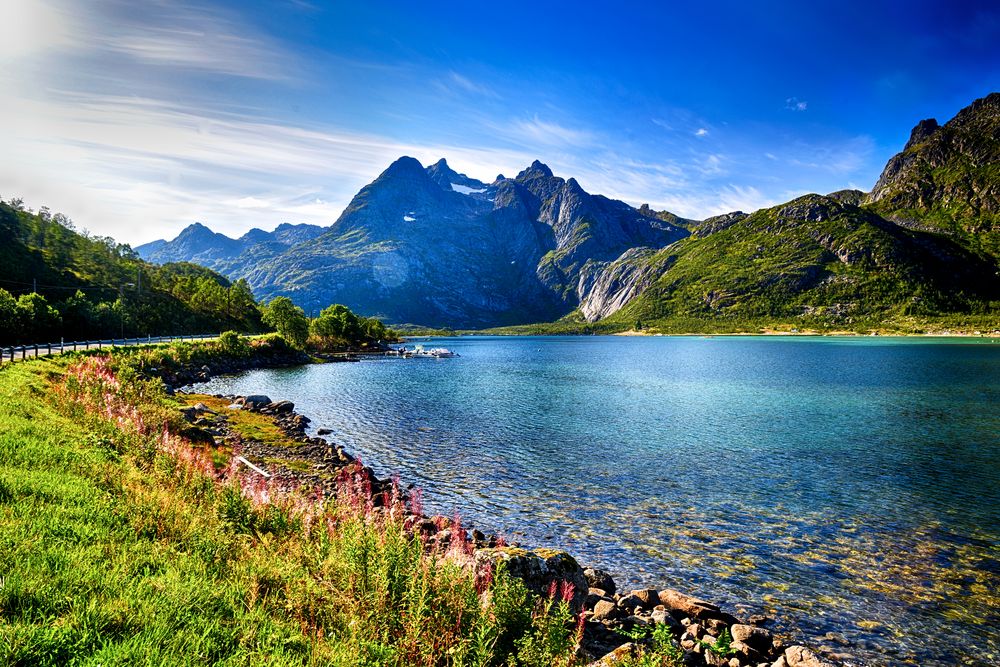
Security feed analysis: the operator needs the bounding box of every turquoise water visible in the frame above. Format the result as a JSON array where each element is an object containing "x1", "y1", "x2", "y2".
[{"x1": 194, "y1": 336, "x2": 1000, "y2": 666}]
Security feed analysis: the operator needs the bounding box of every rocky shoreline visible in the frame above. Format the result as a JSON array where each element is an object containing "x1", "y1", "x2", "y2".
[{"x1": 167, "y1": 362, "x2": 845, "y2": 667}]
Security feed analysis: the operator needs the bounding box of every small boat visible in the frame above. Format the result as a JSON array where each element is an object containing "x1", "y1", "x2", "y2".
[{"x1": 401, "y1": 344, "x2": 459, "y2": 358}]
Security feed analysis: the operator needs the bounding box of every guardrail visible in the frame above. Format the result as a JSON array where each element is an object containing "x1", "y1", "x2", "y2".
[{"x1": 0, "y1": 333, "x2": 221, "y2": 364}]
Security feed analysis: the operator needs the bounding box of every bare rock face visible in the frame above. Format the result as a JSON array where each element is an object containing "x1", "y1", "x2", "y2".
[
  {"x1": 904, "y1": 118, "x2": 941, "y2": 150},
  {"x1": 692, "y1": 211, "x2": 748, "y2": 237},
  {"x1": 577, "y1": 247, "x2": 669, "y2": 322}
]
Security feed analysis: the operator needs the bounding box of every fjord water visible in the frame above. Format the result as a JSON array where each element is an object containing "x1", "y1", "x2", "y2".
[{"x1": 196, "y1": 336, "x2": 1000, "y2": 666}]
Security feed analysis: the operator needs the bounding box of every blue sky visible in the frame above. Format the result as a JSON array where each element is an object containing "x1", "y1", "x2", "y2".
[{"x1": 1, "y1": 0, "x2": 998, "y2": 244}]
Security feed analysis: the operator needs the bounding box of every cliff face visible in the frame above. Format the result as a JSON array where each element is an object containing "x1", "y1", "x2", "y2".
[
  {"x1": 577, "y1": 248, "x2": 672, "y2": 322},
  {"x1": 866, "y1": 92, "x2": 1000, "y2": 256}
]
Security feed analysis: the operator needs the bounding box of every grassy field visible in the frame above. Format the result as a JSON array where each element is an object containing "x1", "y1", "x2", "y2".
[{"x1": 0, "y1": 342, "x2": 585, "y2": 666}]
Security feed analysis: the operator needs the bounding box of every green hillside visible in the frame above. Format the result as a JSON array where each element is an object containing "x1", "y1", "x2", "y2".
[
  {"x1": 604, "y1": 193, "x2": 1000, "y2": 332},
  {"x1": 0, "y1": 199, "x2": 265, "y2": 345}
]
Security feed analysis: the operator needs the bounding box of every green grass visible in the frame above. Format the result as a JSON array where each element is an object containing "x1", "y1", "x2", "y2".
[{"x1": 0, "y1": 347, "x2": 584, "y2": 666}]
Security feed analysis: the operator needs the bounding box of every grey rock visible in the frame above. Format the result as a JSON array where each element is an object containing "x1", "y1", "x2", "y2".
[
  {"x1": 730, "y1": 624, "x2": 773, "y2": 652},
  {"x1": 650, "y1": 608, "x2": 681, "y2": 630},
  {"x1": 267, "y1": 400, "x2": 295, "y2": 414},
  {"x1": 630, "y1": 588, "x2": 661, "y2": 610},
  {"x1": 240, "y1": 395, "x2": 272, "y2": 408},
  {"x1": 617, "y1": 593, "x2": 645, "y2": 613},
  {"x1": 591, "y1": 599, "x2": 623, "y2": 622},
  {"x1": 588, "y1": 642, "x2": 638, "y2": 666},
  {"x1": 779, "y1": 645, "x2": 835, "y2": 667},
  {"x1": 583, "y1": 567, "x2": 617, "y2": 596},
  {"x1": 658, "y1": 588, "x2": 738, "y2": 625}
]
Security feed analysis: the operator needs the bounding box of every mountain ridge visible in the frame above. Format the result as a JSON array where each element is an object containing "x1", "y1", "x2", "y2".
[
  {"x1": 137, "y1": 93, "x2": 1000, "y2": 330},
  {"x1": 139, "y1": 157, "x2": 689, "y2": 327}
]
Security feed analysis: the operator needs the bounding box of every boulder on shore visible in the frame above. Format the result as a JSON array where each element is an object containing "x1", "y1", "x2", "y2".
[
  {"x1": 583, "y1": 567, "x2": 617, "y2": 596},
  {"x1": 658, "y1": 588, "x2": 739, "y2": 625},
  {"x1": 475, "y1": 546, "x2": 589, "y2": 613},
  {"x1": 238, "y1": 395, "x2": 272, "y2": 410}
]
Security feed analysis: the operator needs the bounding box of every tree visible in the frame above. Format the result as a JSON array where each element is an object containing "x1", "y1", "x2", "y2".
[
  {"x1": 260, "y1": 297, "x2": 309, "y2": 348},
  {"x1": 0, "y1": 288, "x2": 19, "y2": 343},
  {"x1": 310, "y1": 303, "x2": 360, "y2": 342},
  {"x1": 16, "y1": 293, "x2": 61, "y2": 342}
]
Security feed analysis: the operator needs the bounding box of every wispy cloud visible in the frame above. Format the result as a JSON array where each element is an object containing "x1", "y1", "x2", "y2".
[
  {"x1": 786, "y1": 135, "x2": 874, "y2": 174},
  {"x1": 0, "y1": 1, "x2": 887, "y2": 245},
  {"x1": 0, "y1": 88, "x2": 542, "y2": 243},
  {"x1": 653, "y1": 184, "x2": 782, "y2": 219},
  {"x1": 785, "y1": 96, "x2": 808, "y2": 112},
  {"x1": 42, "y1": 0, "x2": 300, "y2": 82},
  {"x1": 697, "y1": 154, "x2": 725, "y2": 176},
  {"x1": 0, "y1": 0, "x2": 74, "y2": 61},
  {"x1": 439, "y1": 71, "x2": 500, "y2": 98},
  {"x1": 501, "y1": 115, "x2": 595, "y2": 148}
]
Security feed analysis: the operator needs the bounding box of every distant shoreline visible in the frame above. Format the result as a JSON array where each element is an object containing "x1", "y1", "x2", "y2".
[{"x1": 609, "y1": 329, "x2": 1000, "y2": 338}]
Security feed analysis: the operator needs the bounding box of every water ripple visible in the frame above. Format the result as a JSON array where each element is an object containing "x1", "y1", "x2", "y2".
[{"x1": 193, "y1": 336, "x2": 1000, "y2": 667}]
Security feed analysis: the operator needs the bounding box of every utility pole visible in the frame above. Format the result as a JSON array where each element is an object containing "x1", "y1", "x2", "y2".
[{"x1": 32, "y1": 277, "x2": 36, "y2": 293}]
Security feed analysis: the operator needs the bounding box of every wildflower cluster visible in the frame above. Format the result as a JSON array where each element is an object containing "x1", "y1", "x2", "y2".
[{"x1": 58, "y1": 351, "x2": 585, "y2": 666}]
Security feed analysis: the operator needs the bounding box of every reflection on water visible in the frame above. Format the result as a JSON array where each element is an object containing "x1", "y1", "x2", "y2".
[{"x1": 193, "y1": 335, "x2": 1000, "y2": 666}]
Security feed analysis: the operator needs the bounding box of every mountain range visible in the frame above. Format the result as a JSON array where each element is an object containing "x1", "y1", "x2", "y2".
[{"x1": 137, "y1": 93, "x2": 1000, "y2": 330}]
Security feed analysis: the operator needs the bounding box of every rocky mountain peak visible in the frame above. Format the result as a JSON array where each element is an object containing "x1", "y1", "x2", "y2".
[
  {"x1": 425, "y1": 157, "x2": 484, "y2": 190},
  {"x1": 176, "y1": 222, "x2": 222, "y2": 241},
  {"x1": 516, "y1": 160, "x2": 554, "y2": 180},
  {"x1": 564, "y1": 177, "x2": 585, "y2": 194},
  {"x1": 904, "y1": 118, "x2": 940, "y2": 150},
  {"x1": 381, "y1": 155, "x2": 427, "y2": 180},
  {"x1": 866, "y1": 91, "x2": 1000, "y2": 239}
]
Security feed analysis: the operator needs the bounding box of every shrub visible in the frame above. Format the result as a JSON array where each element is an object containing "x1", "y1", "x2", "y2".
[{"x1": 217, "y1": 330, "x2": 249, "y2": 356}]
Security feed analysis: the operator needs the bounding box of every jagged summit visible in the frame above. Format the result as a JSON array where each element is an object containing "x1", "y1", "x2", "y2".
[
  {"x1": 381, "y1": 155, "x2": 426, "y2": 178},
  {"x1": 866, "y1": 91, "x2": 1000, "y2": 252},
  {"x1": 425, "y1": 157, "x2": 484, "y2": 190},
  {"x1": 904, "y1": 118, "x2": 940, "y2": 150},
  {"x1": 139, "y1": 153, "x2": 688, "y2": 327},
  {"x1": 516, "y1": 160, "x2": 554, "y2": 180}
]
